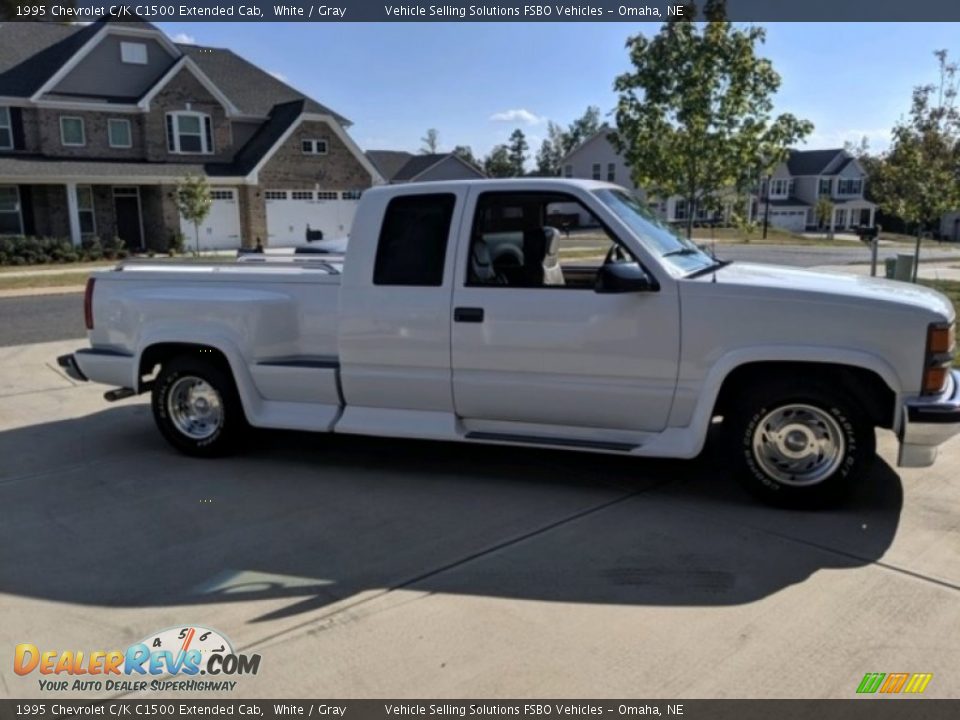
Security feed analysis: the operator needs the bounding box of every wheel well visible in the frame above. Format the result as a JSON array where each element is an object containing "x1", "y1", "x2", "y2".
[
  {"x1": 712, "y1": 361, "x2": 897, "y2": 429},
  {"x1": 138, "y1": 343, "x2": 231, "y2": 392}
]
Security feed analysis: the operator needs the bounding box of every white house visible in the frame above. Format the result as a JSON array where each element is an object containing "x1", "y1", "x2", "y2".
[{"x1": 561, "y1": 128, "x2": 876, "y2": 234}]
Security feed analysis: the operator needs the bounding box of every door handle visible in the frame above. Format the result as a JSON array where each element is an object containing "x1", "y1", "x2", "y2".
[{"x1": 454, "y1": 307, "x2": 484, "y2": 323}]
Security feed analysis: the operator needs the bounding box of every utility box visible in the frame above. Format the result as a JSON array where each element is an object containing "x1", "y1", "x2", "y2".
[{"x1": 894, "y1": 253, "x2": 914, "y2": 281}]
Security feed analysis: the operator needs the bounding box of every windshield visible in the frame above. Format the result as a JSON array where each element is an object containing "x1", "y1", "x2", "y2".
[{"x1": 593, "y1": 189, "x2": 717, "y2": 276}]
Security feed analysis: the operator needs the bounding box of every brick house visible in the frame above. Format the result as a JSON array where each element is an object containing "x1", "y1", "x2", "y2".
[{"x1": 0, "y1": 19, "x2": 383, "y2": 251}]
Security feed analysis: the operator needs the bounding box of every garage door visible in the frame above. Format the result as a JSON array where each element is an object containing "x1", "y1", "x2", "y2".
[
  {"x1": 769, "y1": 209, "x2": 806, "y2": 233},
  {"x1": 179, "y1": 188, "x2": 242, "y2": 251},
  {"x1": 265, "y1": 190, "x2": 361, "y2": 247}
]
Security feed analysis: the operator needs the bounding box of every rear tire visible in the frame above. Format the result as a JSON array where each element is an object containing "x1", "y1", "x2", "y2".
[
  {"x1": 152, "y1": 355, "x2": 247, "y2": 457},
  {"x1": 724, "y1": 378, "x2": 875, "y2": 508}
]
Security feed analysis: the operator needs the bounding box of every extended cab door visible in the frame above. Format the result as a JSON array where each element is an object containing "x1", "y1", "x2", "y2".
[
  {"x1": 450, "y1": 188, "x2": 680, "y2": 437},
  {"x1": 337, "y1": 188, "x2": 467, "y2": 435}
]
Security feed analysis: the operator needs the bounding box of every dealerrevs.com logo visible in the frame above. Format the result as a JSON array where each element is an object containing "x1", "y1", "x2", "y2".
[{"x1": 14, "y1": 626, "x2": 261, "y2": 693}]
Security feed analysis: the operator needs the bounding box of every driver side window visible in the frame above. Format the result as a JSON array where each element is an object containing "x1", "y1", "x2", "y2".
[{"x1": 467, "y1": 191, "x2": 632, "y2": 290}]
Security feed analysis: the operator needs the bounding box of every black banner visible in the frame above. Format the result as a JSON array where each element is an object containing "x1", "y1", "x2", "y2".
[
  {"x1": 1, "y1": 701, "x2": 959, "y2": 720},
  {"x1": 5, "y1": 0, "x2": 960, "y2": 22}
]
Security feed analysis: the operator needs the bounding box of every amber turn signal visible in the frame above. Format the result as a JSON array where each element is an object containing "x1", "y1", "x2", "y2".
[{"x1": 928, "y1": 324, "x2": 956, "y2": 355}]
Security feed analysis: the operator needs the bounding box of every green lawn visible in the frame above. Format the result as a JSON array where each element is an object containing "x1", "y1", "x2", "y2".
[
  {"x1": 0, "y1": 271, "x2": 92, "y2": 290},
  {"x1": 0, "y1": 260, "x2": 114, "y2": 275}
]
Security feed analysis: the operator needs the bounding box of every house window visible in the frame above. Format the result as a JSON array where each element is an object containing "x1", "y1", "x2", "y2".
[
  {"x1": 837, "y1": 178, "x2": 862, "y2": 195},
  {"x1": 834, "y1": 208, "x2": 847, "y2": 227},
  {"x1": 674, "y1": 198, "x2": 687, "y2": 220},
  {"x1": 0, "y1": 186, "x2": 22, "y2": 235},
  {"x1": 563, "y1": 164, "x2": 573, "y2": 178},
  {"x1": 77, "y1": 186, "x2": 96, "y2": 237},
  {"x1": 0, "y1": 107, "x2": 11, "y2": 150},
  {"x1": 291, "y1": 191, "x2": 314, "y2": 200},
  {"x1": 592, "y1": 163, "x2": 601, "y2": 180},
  {"x1": 166, "y1": 112, "x2": 213, "y2": 154},
  {"x1": 120, "y1": 42, "x2": 148, "y2": 65},
  {"x1": 301, "y1": 139, "x2": 328, "y2": 155},
  {"x1": 607, "y1": 163, "x2": 616, "y2": 182},
  {"x1": 770, "y1": 179, "x2": 789, "y2": 197},
  {"x1": 342, "y1": 190, "x2": 362, "y2": 200},
  {"x1": 316, "y1": 191, "x2": 338, "y2": 200},
  {"x1": 60, "y1": 116, "x2": 85, "y2": 147},
  {"x1": 107, "y1": 118, "x2": 132, "y2": 148},
  {"x1": 819, "y1": 178, "x2": 832, "y2": 195},
  {"x1": 264, "y1": 191, "x2": 287, "y2": 200},
  {"x1": 788, "y1": 179, "x2": 796, "y2": 196}
]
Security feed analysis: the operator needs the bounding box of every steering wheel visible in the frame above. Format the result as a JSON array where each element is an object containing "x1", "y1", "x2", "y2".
[{"x1": 603, "y1": 244, "x2": 628, "y2": 265}]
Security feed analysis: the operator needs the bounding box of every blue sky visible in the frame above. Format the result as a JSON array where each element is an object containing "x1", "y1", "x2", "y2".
[{"x1": 159, "y1": 22, "x2": 960, "y2": 160}]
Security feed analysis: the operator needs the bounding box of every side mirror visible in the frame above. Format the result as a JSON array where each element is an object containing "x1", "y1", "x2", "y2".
[{"x1": 595, "y1": 262, "x2": 659, "y2": 293}]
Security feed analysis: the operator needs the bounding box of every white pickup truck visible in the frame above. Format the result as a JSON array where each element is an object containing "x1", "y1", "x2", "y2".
[{"x1": 58, "y1": 179, "x2": 959, "y2": 507}]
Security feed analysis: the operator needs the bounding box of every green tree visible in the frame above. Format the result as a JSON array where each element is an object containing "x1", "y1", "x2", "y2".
[
  {"x1": 484, "y1": 145, "x2": 514, "y2": 178},
  {"x1": 870, "y1": 50, "x2": 960, "y2": 277},
  {"x1": 420, "y1": 128, "x2": 440, "y2": 154},
  {"x1": 175, "y1": 174, "x2": 212, "y2": 256},
  {"x1": 563, "y1": 106, "x2": 602, "y2": 154},
  {"x1": 611, "y1": 0, "x2": 812, "y2": 238},
  {"x1": 815, "y1": 197, "x2": 835, "y2": 239},
  {"x1": 507, "y1": 128, "x2": 529, "y2": 176}
]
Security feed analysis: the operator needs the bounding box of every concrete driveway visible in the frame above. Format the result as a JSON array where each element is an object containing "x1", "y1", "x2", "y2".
[{"x1": 1, "y1": 339, "x2": 958, "y2": 699}]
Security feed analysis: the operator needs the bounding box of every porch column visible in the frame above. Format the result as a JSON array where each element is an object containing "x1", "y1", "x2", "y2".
[
  {"x1": 65, "y1": 182, "x2": 81, "y2": 247},
  {"x1": 869, "y1": 207, "x2": 876, "y2": 227}
]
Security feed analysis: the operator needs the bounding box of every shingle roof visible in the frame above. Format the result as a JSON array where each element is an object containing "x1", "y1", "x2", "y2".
[
  {"x1": 786, "y1": 149, "x2": 846, "y2": 176},
  {"x1": 0, "y1": 155, "x2": 233, "y2": 180},
  {"x1": 229, "y1": 100, "x2": 306, "y2": 175},
  {"x1": 0, "y1": 21, "x2": 348, "y2": 125},
  {"x1": 366, "y1": 151, "x2": 414, "y2": 180},
  {"x1": 393, "y1": 154, "x2": 449, "y2": 181},
  {"x1": 178, "y1": 44, "x2": 349, "y2": 123},
  {"x1": 367, "y1": 151, "x2": 483, "y2": 182},
  {"x1": 0, "y1": 23, "x2": 98, "y2": 97}
]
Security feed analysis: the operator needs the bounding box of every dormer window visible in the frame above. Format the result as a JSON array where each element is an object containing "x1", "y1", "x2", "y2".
[
  {"x1": 301, "y1": 139, "x2": 328, "y2": 155},
  {"x1": 837, "y1": 178, "x2": 863, "y2": 195},
  {"x1": 769, "y1": 178, "x2": 789, "y2": 197},
  {"x1": 166, "y1": 112, "x2": 213, "y2": 154},
  {"x1": 0, "y1": 107, "x2": 11, "y2": 150},
  {"x1": 120, "y1": 42, "x2": 148, "y2": 65}
]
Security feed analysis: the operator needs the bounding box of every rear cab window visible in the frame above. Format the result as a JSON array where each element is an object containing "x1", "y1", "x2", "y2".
[{"x1": 373, "y1": 193, "x2": 456, "y2": 286}]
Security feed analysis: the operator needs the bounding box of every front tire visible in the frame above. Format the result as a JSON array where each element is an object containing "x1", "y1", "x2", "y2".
[
  {"x1": 725, "y1": 379, "x2": 875, "y2": 508},
  {"x1": 152, "y1": 355, "x2": 247, "y2": 457}
]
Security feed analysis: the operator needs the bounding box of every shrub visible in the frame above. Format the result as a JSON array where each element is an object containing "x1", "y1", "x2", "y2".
[
  {"x1": 81, "y1": 237, "x2": 104, "y2": 262},
  {"x1": 168, "y1": 230, "x2": 185, "y2": 256},
  {"x1": 103, "y1": 236, "x2": 127, "y2": 260}
]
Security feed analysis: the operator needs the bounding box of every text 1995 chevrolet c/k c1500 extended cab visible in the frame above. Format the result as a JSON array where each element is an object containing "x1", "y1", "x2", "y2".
[{"x1": 58, "y1": 179, "x2": 960, "y2": 507}]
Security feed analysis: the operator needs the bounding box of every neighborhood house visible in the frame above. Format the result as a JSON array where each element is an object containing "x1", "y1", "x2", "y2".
[
  {"x1": 561, "y1": 129, "x2": 877, "y2": 234},
  {"x1": 0, "y1": 19, "x2": 383, "y2": 251}
]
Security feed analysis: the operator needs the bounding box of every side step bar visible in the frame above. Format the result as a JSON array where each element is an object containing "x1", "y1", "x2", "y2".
[
  {"x1": 465, "y1": 431, "x2": 638, "y2": 453},
  {"x1": 104, "y1": 387, "x2": 136, "y2": 402}
]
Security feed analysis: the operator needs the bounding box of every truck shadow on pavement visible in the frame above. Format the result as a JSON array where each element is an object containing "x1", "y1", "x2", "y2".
[{"x1": 0, "y1": 403, "x2": 904, "y2": 622}]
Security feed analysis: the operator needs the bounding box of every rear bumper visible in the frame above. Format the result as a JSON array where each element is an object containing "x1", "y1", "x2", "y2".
[
  {"x1": 899, "y1": 369, "x2": 960, "y2": 468},
  {"x1": 57, "y1": 349, "x2": 134, "y2": 389}
]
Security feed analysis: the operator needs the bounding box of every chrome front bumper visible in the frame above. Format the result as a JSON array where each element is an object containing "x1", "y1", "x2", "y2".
[{"x1": 899, "y1": 369, "x2": 960, "y2": 468}]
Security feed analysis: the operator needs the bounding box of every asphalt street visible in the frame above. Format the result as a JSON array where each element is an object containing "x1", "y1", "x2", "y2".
[
  {"x1": 1, "y1": 339, "x2": 959, "y2": 698},
  {"x1": 0, "y1": 292, "x2": 84, "y2": 348}
]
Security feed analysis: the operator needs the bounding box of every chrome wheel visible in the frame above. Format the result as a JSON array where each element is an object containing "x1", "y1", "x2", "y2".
[
  {"x1": 166, "y1": 376, "x2": 224, "y2": 440},
  {"x1": 751, "y1": 404, "x2": 845, "y2": 487}
]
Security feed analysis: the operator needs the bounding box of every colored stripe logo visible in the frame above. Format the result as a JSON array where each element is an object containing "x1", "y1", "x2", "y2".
[{"x1": 857, "y1": 672, "x2": 933, "y2": 694}]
